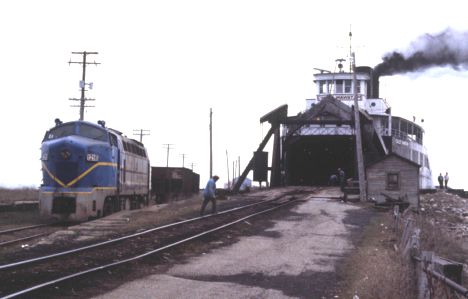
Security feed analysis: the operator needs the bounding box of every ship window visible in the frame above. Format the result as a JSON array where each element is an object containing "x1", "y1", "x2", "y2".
[
  {"x1": 319, "y1": 81, "x2": 326, "y2": 94},
  {"x1": 386, "y1": 172, "x2": 400, "y2": 190},
  {"x1": 344, "y1": 80, "x2": 352, "y2": 93},
  {"x1": 335, "y1": 80, "x2": 343, "y2": 93},
  {"x1": 357, "y1": 80, "x2": 362, "y2": 93}
]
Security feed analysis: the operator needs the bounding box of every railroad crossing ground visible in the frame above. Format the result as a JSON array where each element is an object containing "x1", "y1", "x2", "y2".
[{"x1": 91, "y1": 187, "x2": 374, "y2": 299}]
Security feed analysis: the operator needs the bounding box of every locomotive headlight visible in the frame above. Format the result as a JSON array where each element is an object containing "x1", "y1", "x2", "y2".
[
  {"x1": 41, "y1": 152, "x2": 48, "y2": 161},
  {"x1": 86, "y1": 153, "x2": 99, "y2": 162}
]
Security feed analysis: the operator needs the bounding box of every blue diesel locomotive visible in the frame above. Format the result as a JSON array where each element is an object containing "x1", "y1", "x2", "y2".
[{"x1": 39, "y1": 119, "x2": 150, "y2": 221}]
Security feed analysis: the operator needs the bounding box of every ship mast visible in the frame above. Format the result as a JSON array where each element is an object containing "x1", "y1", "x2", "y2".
[{"x1": 349, "y1": 27, "x2": 353, "y2": 72}]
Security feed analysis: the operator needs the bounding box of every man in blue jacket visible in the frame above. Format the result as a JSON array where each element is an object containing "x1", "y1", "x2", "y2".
[{"x1": 200, "y1": 175, "x2": 219, "y2": 216}]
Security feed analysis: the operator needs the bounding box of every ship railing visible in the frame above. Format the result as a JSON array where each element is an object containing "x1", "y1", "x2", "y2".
[
  {"x1": 379, "y1": 128, "x2": 422, "y2": 144},
  {"x1": 295, "y1": 126, "x2": 354, "y2": 136}
]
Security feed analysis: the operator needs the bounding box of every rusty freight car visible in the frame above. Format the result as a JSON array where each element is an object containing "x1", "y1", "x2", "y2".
[{"x1": 151, "y1": 167, "x2": 200, "y2": 202}]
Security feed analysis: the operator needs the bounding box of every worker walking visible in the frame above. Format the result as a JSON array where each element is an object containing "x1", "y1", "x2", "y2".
[{"x1": 200, "y1": 175, "x2": 219, "y2": 216}]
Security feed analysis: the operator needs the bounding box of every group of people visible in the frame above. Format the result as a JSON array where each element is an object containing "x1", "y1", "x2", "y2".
[
  {"x1": 202, "y1": 167, "x2": 348, "y2": 215},
  {"x1": 201, "y1": 169, "x2": 451, "y2": 213},
  {"x1": 437, "y1": 172, "x2": 449, "y2": 189}
]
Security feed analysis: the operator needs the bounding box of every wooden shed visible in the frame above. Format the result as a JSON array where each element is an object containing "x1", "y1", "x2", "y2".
[{"x1": 366, "y1": 153, "x2": 420, "y2": 208}]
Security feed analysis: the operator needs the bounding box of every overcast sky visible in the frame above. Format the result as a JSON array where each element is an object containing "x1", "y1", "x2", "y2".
[{"x1": 1, "y1": 1, "x2": 467, "y2": 189}]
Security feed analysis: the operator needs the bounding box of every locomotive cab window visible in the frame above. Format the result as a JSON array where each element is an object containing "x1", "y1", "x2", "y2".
[
  {"x1": 43, "y1": 123, "x2": 76, "y2": 141},
  {"x1": 109, "y1": 133, "x2": 118, "y2": 147},
  {"x1": 79, "y1": 124, "x2": 108, "y2": 142}
]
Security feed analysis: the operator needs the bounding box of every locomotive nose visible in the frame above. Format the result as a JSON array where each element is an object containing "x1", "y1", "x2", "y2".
[
  {"x1": 44, "y1": 137, "x2": 86, "y2": 186},
  {"x1": 60, "y1": 148, "x2": 72, "y2": 160},
  {"x1": 48, "y1": 138, "x2": 85, "y2": 161}
]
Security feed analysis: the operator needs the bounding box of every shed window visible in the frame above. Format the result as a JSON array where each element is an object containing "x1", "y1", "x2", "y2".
[{"x1": 386, "y1": 172, "x2": 400, "y2": 190}]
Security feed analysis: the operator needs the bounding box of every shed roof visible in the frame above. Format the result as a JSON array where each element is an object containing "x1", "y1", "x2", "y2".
[{"x1": 366, "y1": 152, "x2": 420, "y2": 168}]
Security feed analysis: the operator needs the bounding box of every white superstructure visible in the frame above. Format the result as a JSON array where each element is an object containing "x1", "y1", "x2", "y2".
[{"x1": 298, "y1": 60, "x2": 433, "y2": 189}]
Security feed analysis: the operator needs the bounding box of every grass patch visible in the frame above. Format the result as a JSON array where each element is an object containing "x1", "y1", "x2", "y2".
[{"x1": 337, "y1": 211, "x2": 417, "y2": 299}]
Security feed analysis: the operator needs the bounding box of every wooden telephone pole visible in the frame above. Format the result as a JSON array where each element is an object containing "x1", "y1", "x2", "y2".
[
  {"x1": 352, "y1": 52, "x2": 367, "y2": 201},
  {"x1": 68, "y1": 51, "x2": 100, "y2": 120},
  {"x1": 133, "y1": 129, "x2": 150, "y2": 142},
  {"x1": 163, "y1": 144, "x2": 174, "y2": 167},
  {"x1": 209, "y1": 108, "x2": 213, "y2": 178}
]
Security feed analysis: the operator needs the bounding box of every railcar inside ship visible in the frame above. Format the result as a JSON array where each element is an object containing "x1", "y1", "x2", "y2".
[{"x1": 284, "y1": 135, "x2": 356, "y2": 186}]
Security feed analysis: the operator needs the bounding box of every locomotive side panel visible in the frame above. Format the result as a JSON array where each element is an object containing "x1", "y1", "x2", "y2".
[{"x1": 117, "y1": 135, "x2": 150, "y2": 196}]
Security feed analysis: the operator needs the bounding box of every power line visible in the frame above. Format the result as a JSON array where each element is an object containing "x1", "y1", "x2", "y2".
[
  {"x1": 133, "y1": 129, "x2": 150, "y2": 143},
  {"x1": 68, "y1": 51, "x2": 100, "y2": 121}
]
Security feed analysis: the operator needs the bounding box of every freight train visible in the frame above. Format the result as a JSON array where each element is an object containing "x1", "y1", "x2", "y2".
[
  {"x1": 151, "y1": 167, "x2": 200, "y2": 202},
  {"x1": 39, "y1": 119, "x2": 150, "y2": 221}
]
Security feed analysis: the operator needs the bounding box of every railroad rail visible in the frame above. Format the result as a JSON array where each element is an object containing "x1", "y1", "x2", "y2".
[
  {"x1": 0, "y1": 233, "x2": 50, "y2": 247},
  {"x1": 0, "y1": 223, "x2": 65, "y2": 248},
  {"x1": 0, "y1": 224, "x2": 49, "y2": 235},
  {"x1": 0, "y1": 193, "x2": 303, "y2": 298}
]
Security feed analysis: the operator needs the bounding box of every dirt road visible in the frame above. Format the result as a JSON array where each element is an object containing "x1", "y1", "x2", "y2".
[{"x1": 92, "y1": 187, "x2": 374, "y2": 299}]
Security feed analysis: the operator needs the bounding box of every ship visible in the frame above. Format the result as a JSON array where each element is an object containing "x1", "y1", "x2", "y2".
[{"x1": 279, "y1": 57, "x2": 434, "y2": 190}]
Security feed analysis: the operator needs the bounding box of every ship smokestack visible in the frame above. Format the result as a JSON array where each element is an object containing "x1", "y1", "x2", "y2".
[
  {"x1": 374, "y1": 28, "x2": 468, "y2": 77},
  {"x1": 372, "y1": 71, "x2": 379, "y2": 98}
]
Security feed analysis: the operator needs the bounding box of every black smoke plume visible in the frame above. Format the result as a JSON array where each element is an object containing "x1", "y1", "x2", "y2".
[{"x1": 374, "y1": 28, "x2": 468, "y2": 77}]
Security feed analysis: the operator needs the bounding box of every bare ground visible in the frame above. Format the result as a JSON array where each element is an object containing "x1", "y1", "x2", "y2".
[{"x1": 1, "y1": 187, "x2": 466, "y2": 299}]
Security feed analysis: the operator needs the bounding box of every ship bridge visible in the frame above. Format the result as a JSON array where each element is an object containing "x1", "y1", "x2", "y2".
[{"x1": 307, "y1": 65, "x2": 389, "y2": 116}]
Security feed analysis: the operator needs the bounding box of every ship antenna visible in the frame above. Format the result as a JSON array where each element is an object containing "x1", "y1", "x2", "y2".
[{"x1": 349, "y1": 25, "x2": 353, "y2": 72}]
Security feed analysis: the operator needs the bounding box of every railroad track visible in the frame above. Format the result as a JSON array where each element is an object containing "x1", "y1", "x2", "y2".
[
  {"x1": 0, "y1": 223, "x2": 66, "y2": 248},
  {"x1": 0, "y1": 192, "x2": 305, "y2": 298}
]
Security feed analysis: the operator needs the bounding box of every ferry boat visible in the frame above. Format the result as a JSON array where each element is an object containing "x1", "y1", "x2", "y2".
[{"x1": 281, "y1": 58, "x2": 434, "y2": 189}]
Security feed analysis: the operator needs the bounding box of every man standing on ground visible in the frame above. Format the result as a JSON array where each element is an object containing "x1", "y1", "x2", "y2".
[
  {"x1": 338, "y1": 168, "x2": 346, "y2": 191},
  {"x1": 201, "y1": 175, "x2": 219, "y2": 216},
  {"x1": 444, "y1": 172, "x2": 449, "y2": 189},
  {"x1": 438, "y1": 173, "x2": 444, "y2": 189}
]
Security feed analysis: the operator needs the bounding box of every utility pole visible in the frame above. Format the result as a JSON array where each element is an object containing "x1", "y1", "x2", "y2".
[
  {"x1": 352, "y1": 52, "x2": 367, "y2": 201},
  {"x1": 232, "y1": 160, "x2": 236, "y2": 185},
  {"x1": 209, "y1": 108, "x2": 213, "y2": 178},
  {"x1": 68, "y1": 51, "x2": 100, "y2": 120},
  {"x1": 180, "y1": 153, "x2": 187, "y2": 168},
  {"x1": 226, "y1": 150, "x2": 230, "y2": 190},
  {"x1": 133, "y1": 129, "x2": 150, "y2": 143},
  {"x1": 189, "y1": 163, "x2": 196, "y2": 171},
  {"x1": 163, "y1": 144, "x2": 174, "y2": 167}
]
